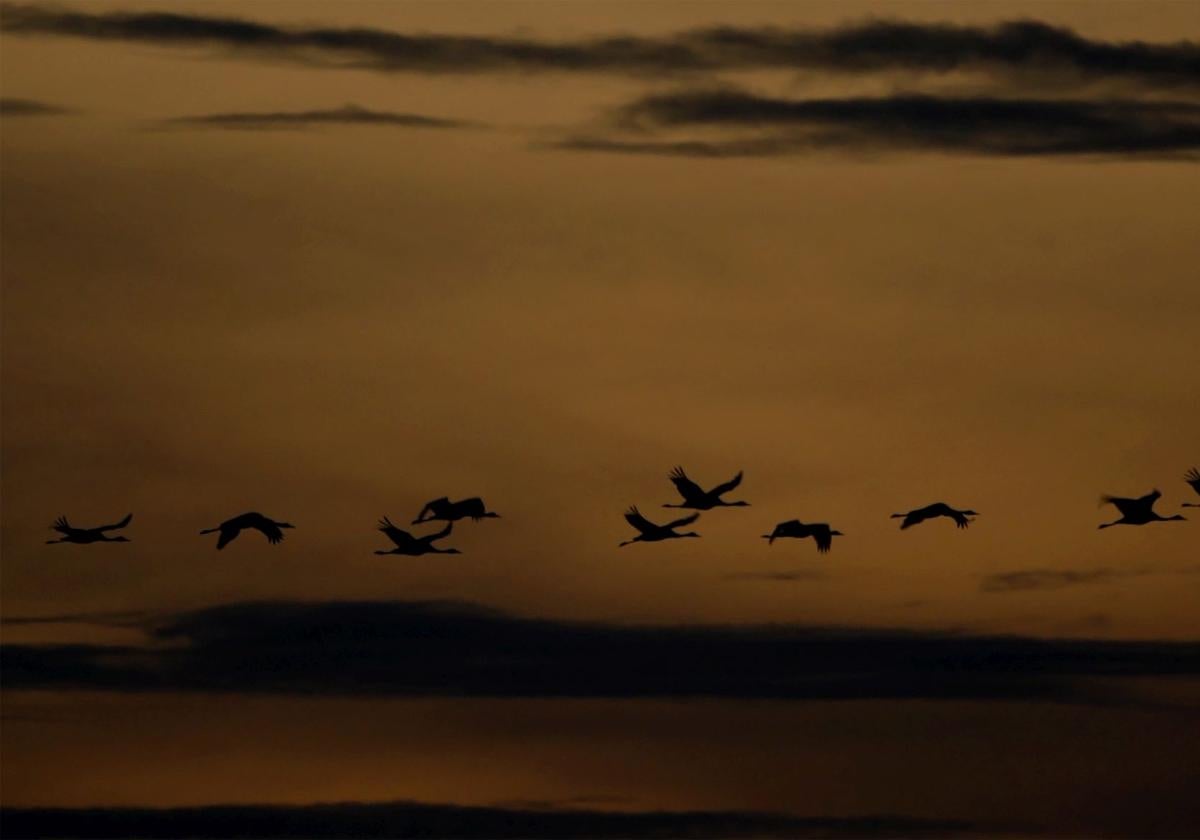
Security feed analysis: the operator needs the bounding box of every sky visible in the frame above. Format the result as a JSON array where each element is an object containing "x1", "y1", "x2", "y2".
[{"x1": 2, "y1": 2, "x2": 1199, "y2": 837}]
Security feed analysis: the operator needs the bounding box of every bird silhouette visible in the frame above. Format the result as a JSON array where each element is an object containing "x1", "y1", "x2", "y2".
[
  {"x1": 1184, "y1": 468, "x2": 1200, "y2": 508},
  {"x1": 619, "y1": 506, "x2": 701, "y2": 547},
  {"x1": 762, "y1": 520, "x2": 843, "y2": 553},
  {"x1": 375, "y1": 517, "x2": 460, "y2": 555},
  {"x1": 413, "y1": 496, "x2": 499, "y2": 524},
  {"x1": 200, "y1": 512, "x2": 294, "y2": 549},
  {"x1": 891, "y1": 503, "x2": 977, "y2": 530},
  {"x1": 46, "y1": 513, "x2": 132, "y2": 544},
  {"x1": 663, "y1": 467, "x2": 749, "y2": 510},
  {"x1": 1098, "y1": 489, "x2": 1186, "y2": 528}
]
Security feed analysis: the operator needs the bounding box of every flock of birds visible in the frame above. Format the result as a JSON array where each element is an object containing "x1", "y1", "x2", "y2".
[{"x1": 45, "y1": 468, "x2": 1199, "y2": 555}]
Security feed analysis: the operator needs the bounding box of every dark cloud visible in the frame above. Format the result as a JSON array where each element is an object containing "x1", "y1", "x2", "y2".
[
  {"x1": 163, "y1": 104, "x2": 477, "y2": 131},
  {"x1": 5, "y1": 600, "x2": 1198, "y2": 704},
  {"x1": 0, "y1": 800, "x2": 987, "y2": 839},
  {"x1": 981, "y1": 564, "x2": 1200, "y2": 593},
  {"x1": 569, "y1": 90, "x2": 1200, "y2": 158},
  {"x1": 0, "y1": 97, "x2": 71, "y2": 115},
  {"x1": 982, "y1": 568, "x2": 1136, "y2": 593},
  {"x1": 2, "y1": 6, "x2": 1197, "y2": 88},
  {"x1": 724, "y1": 570, "x2": 827, "y2": 582}
]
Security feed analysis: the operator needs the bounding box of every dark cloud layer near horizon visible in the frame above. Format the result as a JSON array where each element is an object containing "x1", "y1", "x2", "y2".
[
  {"x1": 0, "y1": 97, "x2": 71, "y2": 115},
  {"x1": 563, "y1": 90, "x2": 1200, "y2": 158},
  {"x1": 5, "y1": 600, "x2": 1199, "y2": 704},
  {"x1": 0, "y1": 800, "x2": 987, "y2": 840},
  {"x1": 163, "y1": 104, "x2": 477, "y2": 131},
  {"x1": 2, "y1": 5, "x2": 1197, "y2": 88}
]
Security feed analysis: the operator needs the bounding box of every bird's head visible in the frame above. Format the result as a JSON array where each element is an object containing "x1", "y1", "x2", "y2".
[
  {"x1": 444, "y1": 548, "x2": 463, "y2": 554},
  {"x1": 484, "y1": 512, "x2": 500, "y2": 519},
  {"x1": 731, "y1": 500, "x2": 750, "y2": 507},
  {"x1": 831, "y1": 530, "x2": 845, "y2": 537},
  {"x1": 111, "y1": 536, "x2": 131, "y2": 542},
  {"x1": 682, "y1": 531, "x2": 701, "y2": 539},
  {"x1": 1167, "y1": 514, "x2": 1187, "y2": 522},
  {"x1": 280, "y1": 522, "x2": 296, "y2": 529},
  {"x1": 963, "y1": 510, "x2": 979, "y2": 517}
]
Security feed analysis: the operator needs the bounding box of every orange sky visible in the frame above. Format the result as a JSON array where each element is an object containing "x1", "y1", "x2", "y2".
[{"x1": 2, "y1": 2, "x2": 1199, "y2": 835}]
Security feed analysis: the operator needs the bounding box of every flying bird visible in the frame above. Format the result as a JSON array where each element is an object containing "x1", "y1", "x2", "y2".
[
  {"x1": 619, "y1": 506, "x2": 701, "y2": 547},
  {"x1": 200, "y1": 512, "x2": 294, "y2": 549},
  {"x1": 413, "y1": 496, "x2": 499, "y2": 524},
  {"x1": 663, "y1": 467, "x2": 749, "y2": 510},
  {"x1": 1098, "y1": 489, "x2": 1186, "y2": 528},
  {"x1": 46, "y1": 513, "x2": 133, "y2": 544},
  {"x1": 1184, "y1": 468, "x2": 1200, "y2": 508},
  {"x1": 762, "y1": 520, "x2": 843, "y2": 553},
  {"x1": 375, "y1": 517, "x2": 460, "y2": 556},
  {"x1": 891, "y1": 503, "x2": 977, "y2": 530}
]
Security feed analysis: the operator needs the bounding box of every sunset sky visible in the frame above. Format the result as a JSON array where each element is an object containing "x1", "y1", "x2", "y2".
[{"x1": 2, "y1": 2, "x2": 1199, "y2": 837}]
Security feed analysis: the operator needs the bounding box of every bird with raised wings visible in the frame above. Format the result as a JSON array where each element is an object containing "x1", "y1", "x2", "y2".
[
  {"x1": 1098, "y1": 489, "x2": 1186, "y2": 528},
  {"x1": 375, "y1": 517, "x2": 461, "y2": 556},
  {"x1": 46, "y1": 513, "x2": 133, "y2": 545},
  {"x1": 663, "y1": 467, "x2": 749, "y2": 510},
  {"x1": 891, "y1": 502, "x2": 977, "y2": 530},
  {"x1": 762, "y1": 520, "x2": 843, "y2": 553},
  {"x1": 200, "y1": 512, "x2": 294, "y2": 549},
  {"x1": 1183, "y1": 468, "x2": 1200, "y2": 508},
  {"x1": 619, "y1": 507, "x2": 701, "y2": 547},
  {"x1": 413, "y1": 496, "x2": 499, "y2": 524}
]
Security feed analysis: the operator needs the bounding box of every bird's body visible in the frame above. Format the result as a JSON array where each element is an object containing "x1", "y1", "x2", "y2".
[
  {"x1": 891, "y1": 502, "x2": 977, "y2": 530},
  {"x1": 46, "y1": 514, "x2": 132, "y2": 544},
  {"x1": 1184, "y1": 468, "x2": 1200, "y2": 508},
  {"x1": 375, "y1": 517, "x2": 460, "y2": 556},
  {"x1": 1099, "y1": 489, "x2": 1186, "y2": 528},
  {"x1": 762, "y1": 520, "x2": 843, "y2": 553},
  {"x1": 619, "y1": 507, "x2": 701, "y2": 547},
  {"x1": 413, "y1": 496, "x2": 499, "y2": 524},
  {"x1": 200, "y1": 512, "x2": 294, "y2": 549},
  {"x1": 663, "y1": 467, "x2": 749, "y2": 510}
]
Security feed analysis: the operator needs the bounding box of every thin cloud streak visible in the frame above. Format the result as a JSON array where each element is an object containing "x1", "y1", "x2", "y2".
[
  {"x1": 163, "y1": 104, "x2": 478, "y2": 131},
  {"x1": 982, "y1": 565, "x2": 1200, "y2": 593},
  {"x1": 2, "y1": 6, "x2": 1197, "y2": 88},
  {"x1": 0, "y1": 96, "x2": 72, "y2": 115},
  {"x1": 562, "y1": 90, "x2": 1200, "y2": 158},
  {"x1": 5, "y1": 600, "x2": 1199, "y2": 704}
]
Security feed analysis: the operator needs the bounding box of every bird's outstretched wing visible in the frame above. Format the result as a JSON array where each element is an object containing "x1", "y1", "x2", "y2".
[
  {"x1": 423, "y1": 522, "x2": 453, "y2": 543},
  {"x1": 98, "y1": 514, "x2": 133, "y2": 532},
  {"x1": 378, "y1": 517, "x2": 420, "y2": 550},
  {"x1": 215, "y1": 527, "x2": 239, "y2": 550},
  {"x1": 1186, "y1": 468, "x2": 1200, "y2": 495},
  {"x1": 664, "y1": 512, "x2": 700, "y2": 530},
  {"x1": 709, "y1": 470, "x2": 744, "y2": 498},
  {"x1": 458, "y1": 497, "x2": 488, "y2": 520},
  {"x1": 50, "y1": 516, "x2": 73, "y2": 535},
  {"x1": 253, "y1": 520, "x2": 285, "y2": 544},
  {"x1": 898, "y1": 509, "x2": 929, "y2": 530},
  {"x1": 1101, "y1": 495, "x2": 1141, "y2": 517},
  {"x1": 948, "y1": 509, "x2": 972, "y2": 529},
  {"x1": 812, "y1": 524, "x2": 833, "y2": 553},
  {"x1": 624, "y1": 506, "x2": 658, "y2": 535},
  {"x1": 415, "y1": 497, "x2": 449, "y2": 522},
  {"x1": 668, "y1": 467, "x2": 706, "y2": 503}
]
